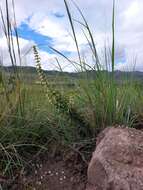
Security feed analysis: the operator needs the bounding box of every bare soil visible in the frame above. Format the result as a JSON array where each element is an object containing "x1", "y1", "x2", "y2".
[{"x1": 1, "y1": 148, "x2": 90, "y2": 190}]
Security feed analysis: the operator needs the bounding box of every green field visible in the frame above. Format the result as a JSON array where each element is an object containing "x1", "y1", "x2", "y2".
[{"x1": 0, "y1": 70, "x2": 143, "y2": 177}]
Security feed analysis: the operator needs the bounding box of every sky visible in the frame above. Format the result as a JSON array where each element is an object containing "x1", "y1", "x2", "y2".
[{"x1": 0, "y1": 0, "x2": 143, "y2": 72}]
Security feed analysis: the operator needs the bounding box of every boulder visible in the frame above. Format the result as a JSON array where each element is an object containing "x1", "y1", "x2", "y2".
[{"x1": 86, "y1": 127, "x2": 143, "y2": 190}]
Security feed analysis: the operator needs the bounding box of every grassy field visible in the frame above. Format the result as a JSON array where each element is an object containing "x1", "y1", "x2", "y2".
[
  {"x1": 0, "y1": 0, "x2": 143, "y2": 184},
  {"x1": 0, "y1": 71, "x2": 143, "y2": 177}
]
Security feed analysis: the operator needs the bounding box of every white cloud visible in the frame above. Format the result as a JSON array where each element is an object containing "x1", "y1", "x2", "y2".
[
  {"x1": 124, "y1": 1, "x2": 140, "y2": 19},
  {"x1": 27, "y1": 13, "x2": 88, "y2": 53},
  {"x1": 0, "y1": 0, "x2": 143, "y2": 71},
  {"x1": 0, "y1": 36, "x2": 34, "y2": 65},
  {"x1": 33, "y1": 16, "x2": 67, "y2": 38}
]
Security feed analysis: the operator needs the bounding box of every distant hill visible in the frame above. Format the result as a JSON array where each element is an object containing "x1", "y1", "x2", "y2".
[
  {"x1": 1, "y1": 66, "x2": 143, "y2": 82},
  {"x1": 1, "y1": 66, "x2": 77, "y2": 77}
]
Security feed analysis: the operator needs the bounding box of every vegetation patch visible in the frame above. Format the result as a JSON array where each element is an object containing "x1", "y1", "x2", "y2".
[{"x1": 0, "y1": 0, "x2": 143, "y2": 189}]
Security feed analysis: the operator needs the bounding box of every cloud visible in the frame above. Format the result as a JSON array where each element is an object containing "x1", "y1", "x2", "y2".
[
  {"x1": 0, "y1": 0, "x2": 143, "y2": 71},
  {"x1": 0, "y1": 34, "x2": 77, "y2": 71},
  {"x1": 27, "y1": 12, "x2": 88, "y2": 53},
  {"x1": 0, "y1": 36, "x2": 34, "y2": 65}
]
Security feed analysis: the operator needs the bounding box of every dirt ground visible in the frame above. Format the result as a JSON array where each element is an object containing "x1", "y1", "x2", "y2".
[{"x1": 1, "y1": 149, "x2": 89, "y2": 190}]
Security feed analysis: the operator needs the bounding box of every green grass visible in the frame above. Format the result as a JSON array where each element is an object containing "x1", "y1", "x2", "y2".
[{"x1": 0, "y1": 0, "x2": 143, "y2": 179}]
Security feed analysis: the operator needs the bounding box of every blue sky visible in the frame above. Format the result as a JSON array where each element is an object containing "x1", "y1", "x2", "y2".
[
  {"x1": 54, "y1": 12, "x2": 65, "y2": 18},
  {"x1": 17, "y1": 23, "x2": 53, "y2": 53},
  {"x1": 0, "y1": 0, "x2": 143, "y2": 71}
]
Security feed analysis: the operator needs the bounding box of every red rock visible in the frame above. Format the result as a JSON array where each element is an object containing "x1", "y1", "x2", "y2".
[{"x1": 86, "y1": 127, "x2": 143, "y2": 190}]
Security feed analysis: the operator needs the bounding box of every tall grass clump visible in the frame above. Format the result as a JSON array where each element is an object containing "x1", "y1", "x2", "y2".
[
  {"x1": 0, "y1": 0, "x2": 71, "y2": 177},
  {"x1": 44, "y1": 0, "x2": 143, "y2": 133},
  {"x1": 0, "y1": 0, "x2": 24, "y2": 118}
]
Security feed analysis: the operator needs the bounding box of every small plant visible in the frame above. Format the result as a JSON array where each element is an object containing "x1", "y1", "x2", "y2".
[{"x1": 33, "y1": 45, "x2": 91, "y2": 137}]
